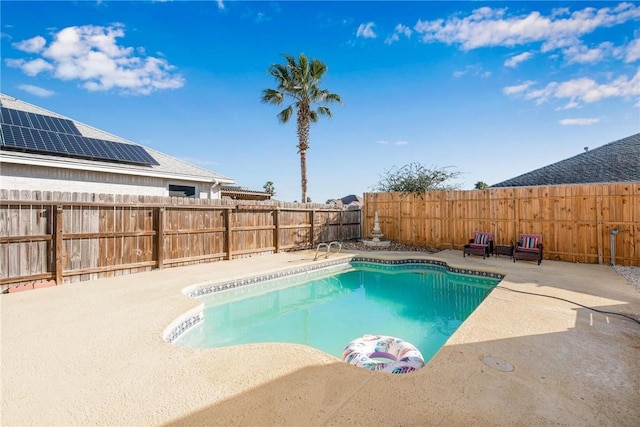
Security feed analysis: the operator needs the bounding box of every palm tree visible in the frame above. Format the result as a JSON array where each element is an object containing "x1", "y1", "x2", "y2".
[{"x1": 262, "y1": 53, "x2": 342, "y2": 202}]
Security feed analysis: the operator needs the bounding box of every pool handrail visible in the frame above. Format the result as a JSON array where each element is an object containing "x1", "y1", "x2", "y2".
[{"x1": 314, "y1": 241, "x2": 342, "y2": 260}]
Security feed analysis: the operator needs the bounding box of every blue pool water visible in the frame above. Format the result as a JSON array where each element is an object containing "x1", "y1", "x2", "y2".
[{"x1": 175, "y1": 261, "x2": 500, "y2": 362}]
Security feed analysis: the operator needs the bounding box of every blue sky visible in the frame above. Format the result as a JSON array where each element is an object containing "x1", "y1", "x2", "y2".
[{"x1": 1, "y1": 1, "x2": 639, "y2": 202}]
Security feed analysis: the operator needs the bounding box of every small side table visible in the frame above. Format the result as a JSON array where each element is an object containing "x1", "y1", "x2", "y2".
[
  {"x1": 494, "y1": 244, "x2": 513, "y2": 258},
  {"x1": 463, "y1": 244, "x2": 489, "y2": 258}
]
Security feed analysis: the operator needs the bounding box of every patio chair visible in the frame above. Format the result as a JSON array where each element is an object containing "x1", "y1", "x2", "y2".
[
  {"x1": 463, "y1": 231, "x2": 493, "y2": 259},
  {"x1": 513, "y1": 234, "x2": 543, "y2": 265}
]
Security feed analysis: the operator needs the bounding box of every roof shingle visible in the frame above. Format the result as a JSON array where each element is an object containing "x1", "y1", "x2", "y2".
[{"x1": 491, "y1": 133, "x2": 640, "y2": 187}]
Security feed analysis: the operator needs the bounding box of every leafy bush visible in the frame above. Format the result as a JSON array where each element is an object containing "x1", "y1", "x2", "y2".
[{"x1": 374, "y1": 162, "x2": 461, "y2": 193}]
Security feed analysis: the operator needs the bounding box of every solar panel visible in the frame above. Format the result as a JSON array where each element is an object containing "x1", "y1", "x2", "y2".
[
  {"x1": 0, "y1": 107, "x2": 82, "y2": 135},
  {"x1": 28, "y1": 127, "x2": 60, "y2": 152},
  {"x1": 1, "y1": 123, "x2": 159, "y2": 166},
  {"x1": 0, "y1": 123, "x2": 28, "y2": 148},
  {"x1": 58, "y1": 133, "x2": 90, "y2": 156},
  {"x1": 2, "y1": 124, "x2": 63, "y2": 154},
  {"x1": 26, "y1": 112, "x2": 47, "y2": 132},
  {"x1": 84, "y1": 137, "x2": 113, "y2": 160},
  {"x1": 0, "y1": 107, "x2": 31, "y2": 127},
  {"x1": 116, "y1": 140, "x2": 159, "y2": 165}
]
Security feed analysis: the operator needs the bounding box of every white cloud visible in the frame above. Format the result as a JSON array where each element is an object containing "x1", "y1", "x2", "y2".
[
  {"x1": 356, "y1": 22, "x2": 376, "y2": 39},
  {"x1": 376, "y1": 140, "x2": 408, "y2": 145},
  {"x1": 557, "y1": 73, "x2": 638, "y2": 102},
  {"x1": 454, "y1": 64, "x2": 491, "y2": 79},
  {"x1": 414, "y1": 3, "x2": 640, "y2": 54},
  {"x1": 563, "y1": 42, "x2": 613, "y2": 64},
  {"x1": 217, "y1": 0, "x2": 224, "y2": 10},
  {"x1": 559, "y1": 118, "x2": 600, "y2": 125},
  {"x1": 385, "y1": 24, "x2": 412, "y2": 45},
  {"x1": 385, "y1": 34, "x2": 400, "y2": 45},
  {"x1": 551, "y1": 7, "x2": 571, "y2": 18},
  {"x1": 396, "y1": 24, "x2": 412, "y2": 38},
  {"x1": 255, "y1": 12, "x2": 271, "y2": 23},
  {"x1": 506, "y1": 70, "x2": 640, "y2": 106},
  {"x1": 13, "y1": 35, "x2": 46, "y2": 53},
  {"x1": 17, "y1": 84, "x2": 54, "y2": 97},
  {"x1": 6, "y1": 24, "x2": 184, "y2": 95},
  {"x1": 5, "y1": 58, "x2": 54, "y2": 76},
  {"x1": 556, "y1": 100, "x2": 580, "y2": 110},
  {"x1": 625, "y1": 38, "x2": 640, "y2": 62},
  {"x1": 504, "y1": 51, "x2": 534, "y2": 68},
  {"x1": 503, "y1": 80, "x2": 536, "y2": 95}
]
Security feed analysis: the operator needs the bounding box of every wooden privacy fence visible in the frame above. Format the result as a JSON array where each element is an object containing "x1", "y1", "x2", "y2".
[
  {"x1": 0, "y1": 191, "x2": 362, "y2": 291},
  {"x1": 364, "y1": 183, "x2": 639, "y2": 266}
]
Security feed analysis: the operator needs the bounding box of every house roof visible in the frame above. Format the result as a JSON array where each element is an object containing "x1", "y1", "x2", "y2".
[
  {"x1": 340, "y1": 194, "x2": 363, "y2": 205},
  {"x1": 491, "y1": 133, "x2": 640, "y2": 187},
  {"x1": 0, "y1": 93, "x2": 234, "y2": 185},
  {"x1": 220, "y1": 185, "x2": 271, "y2": 200}
]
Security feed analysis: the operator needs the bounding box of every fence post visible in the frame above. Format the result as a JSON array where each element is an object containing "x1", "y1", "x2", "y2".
[
  {"x1": 361, "y1": 195, "x2": 365, "y2": 240},
  {"x1": 156, "y1": 207, "x2": 165, "y2": 269},
  {"x1": 274, "y1": 208, "x2": 280, "y2": 253},
  {"x1": 398, "y1": 197, "x2": 402, "y2": 243},
  {"x1": 225, "y1": 209, "x2": 233, "y2": 260},
  {"x1": 310, "y1": 210, "x2": 315, "y2": 246},
  {"x1": 513, "y1": 192, "x2": 519, "y2": 241},
  {"x1": 595, "y1": 185, "x2": 604, "y2": 264},
  {"x1": 449, "y1": 198, "x2": 455, "y2": 249},
  {"x1": 54, "y1": 205, "x2": 64, "y2": 285}
]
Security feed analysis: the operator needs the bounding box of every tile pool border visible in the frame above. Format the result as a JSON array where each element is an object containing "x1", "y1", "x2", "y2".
[
  {"x1": 164, "y1": 256, "x2": 505, "y2": 344},
  {"x1": 185, "y1": 258, "x2": 352, "y2": 298},
  {"x1": 350, "y1": 257, "x2": 505, "y2": 280}
]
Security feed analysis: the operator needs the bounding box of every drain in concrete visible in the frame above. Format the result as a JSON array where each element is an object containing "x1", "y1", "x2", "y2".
[{"x1": 483, "y1": 356, "x2": 514, "y2": 372}]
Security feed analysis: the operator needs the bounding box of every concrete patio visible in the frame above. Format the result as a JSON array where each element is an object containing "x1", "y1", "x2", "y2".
[{"x1": 1, "y1": 250, "x2": 639, "y2": 426}]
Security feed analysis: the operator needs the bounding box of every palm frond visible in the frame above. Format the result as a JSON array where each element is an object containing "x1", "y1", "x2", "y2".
[
  {"x1": 316, "y1": 106, "x2": 332, "y2": 118},
  {"x1": 277, "y1": 106, "x2": 293, "y2": 123},
  {"x1": 283, "y1": 53, "x2": 296, "y2": 67},
  {"x1": 310, "y1": 59, "x2": 327, "y2": 79},
  {"x1": 298, "y1": 53, "x2": 309, "y2": 76},
  {"x1": 325, "y1": 92, "x2": 342, "y2": 104},
  {"x1": 261, "y1": 89, "x2": 284, "y2": 105}
]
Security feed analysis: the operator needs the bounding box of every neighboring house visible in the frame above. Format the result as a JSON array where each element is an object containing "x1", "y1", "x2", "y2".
[
  {"x1": 328, "y1": 194, "x2": 363, "y2": 209},
  {"x1": 0, "y1": 93, "x2": 235, "y2": 198},
  {"x1": 221, "y1": 185, "x2": 271, "y2": 200},
  {"x1": 492, "y1": 133, "x2": 640, "y2": 187}
]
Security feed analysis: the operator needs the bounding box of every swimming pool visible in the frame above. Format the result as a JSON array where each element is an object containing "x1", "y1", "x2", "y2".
[{"x1": 170, "y1": 258, "x2": 503, "y2": 363}]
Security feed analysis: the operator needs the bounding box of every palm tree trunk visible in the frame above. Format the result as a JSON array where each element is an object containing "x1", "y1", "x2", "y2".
[
  {"x1": 297, "y1": 106, "x2": 310, "y2": 202},
  {"x1": 299, "y1": 149, "x2": 307, "y2": 202}
]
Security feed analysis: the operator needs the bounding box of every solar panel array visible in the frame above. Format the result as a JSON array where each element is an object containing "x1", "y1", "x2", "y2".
[
  {"x1": 1, "y1": 107, "x2": 81, "y2": 135},
  {"x1": 0, "y1": 107, "x2": 158, "y2": 166}
]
